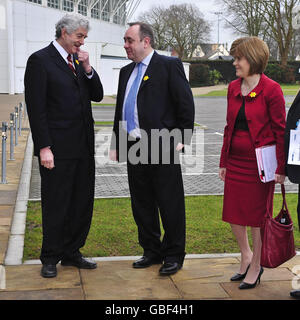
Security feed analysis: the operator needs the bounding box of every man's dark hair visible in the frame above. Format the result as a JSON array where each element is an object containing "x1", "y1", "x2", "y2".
[{"x1": 128, "y1": 22, "x2": 155, "y2": 48}]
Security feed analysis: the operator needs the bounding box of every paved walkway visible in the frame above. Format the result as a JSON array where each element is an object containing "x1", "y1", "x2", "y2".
[
  {"x1": 191, "y1": 84, "x2": 228, "y2": 96},
  {"x1": 0, "y1": 90, "x2": 299, "y2": 301}
]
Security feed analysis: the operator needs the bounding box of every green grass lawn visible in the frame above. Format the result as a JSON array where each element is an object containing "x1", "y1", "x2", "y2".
[
  {"x1": 280, "y1": 84, "x2": 300, "y2": 96},
  {"x1": 92, "y1": 103, "x2": 116, "y2": 107},
  {"x1": 196, "y1": 84, "x2": 300, "y2": 98},
  {"x1": 94, "y1": 121, "x2": 114, "y2": 126},
  {"x1": 23, "y1": 194, "x2": 300, "y2": 261},
  {"x1": 197, "y1": 89, "x2": 228, "y2": 97}
]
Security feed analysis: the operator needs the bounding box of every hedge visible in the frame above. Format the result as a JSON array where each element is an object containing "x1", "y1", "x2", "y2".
[{"x1": 185, "y1": 59, "x2": 300, "y2": 87}]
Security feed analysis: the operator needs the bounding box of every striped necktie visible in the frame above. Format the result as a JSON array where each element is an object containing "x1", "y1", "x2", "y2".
[
  {"x1": 124, "y1": 62, "x2": 143, "y2": 133},
  {"x1": 67, "y1": 54, "x2": 76, "y2": 76}
]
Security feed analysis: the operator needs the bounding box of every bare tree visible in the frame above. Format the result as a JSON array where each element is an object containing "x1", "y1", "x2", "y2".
[
  {"x1": 220, "y1": 0, "x2": 300, "y2": 65},
  {"x1": 138, "y1": 6, "x2": 169, "y2": 50},
  {"x1": 220, "y1": 0, "x2": 267, "y2": 38},
  {"x1": 290, "y1": 29, "x2": 300, "y2": 59},
  {"x1": 138, "y1": 3, "x2": 211, "y2": 59},
  {"x1": 260, "y1": 0, "x2": 300, "y2": 66}
]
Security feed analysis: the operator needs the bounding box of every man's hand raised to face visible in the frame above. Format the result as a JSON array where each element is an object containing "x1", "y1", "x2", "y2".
[{"x1": 77, "y1": 48, "x2": 92, "y2": 74}]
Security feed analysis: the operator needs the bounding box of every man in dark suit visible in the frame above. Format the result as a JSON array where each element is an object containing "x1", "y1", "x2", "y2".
[
  {"x1": 24, "y1": 13, "x2": 103, "y2": 278},
  {"x1": 285, "y1": 92, "x2": 300, "y2": 299},
  {"x1": 110, "y1": 22, "x2": 195, "y2": 275}
]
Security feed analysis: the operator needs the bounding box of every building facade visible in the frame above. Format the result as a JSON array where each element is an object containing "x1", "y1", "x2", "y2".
[
  {"x1": 0, "y1": 0, "x2": 141, "y2": 95},
  {"x1": 0, "y1": 0, "x2": 191, "y2": 96}
]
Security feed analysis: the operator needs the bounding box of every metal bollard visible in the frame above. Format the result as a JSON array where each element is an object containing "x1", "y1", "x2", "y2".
[
  {"x1": 1, "y1": 122, "x2": 8, "y2": 184},
  {"x1": 18, "y1": 102, "x2": 22, "y2": 136},
  {"x1": 23, "y1": 102, "x2": 27, "y2": 121},
  {"x1": 9, "y1": 113, "x2": 14, "y2": 161},
  {"x1": 14, "y1": 106, "x2": 18, "y2": 146}
]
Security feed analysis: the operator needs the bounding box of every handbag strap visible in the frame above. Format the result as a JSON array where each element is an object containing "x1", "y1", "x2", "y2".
[
  {"x1": 266, "y1": 184, "x2": 289, "y2": 218},
  {"x1": 281, "y1": 184, "x2": 288, "y2": 211},
  {"x1": 280, "y1": 184, "x2": 293, "y2": 222}
]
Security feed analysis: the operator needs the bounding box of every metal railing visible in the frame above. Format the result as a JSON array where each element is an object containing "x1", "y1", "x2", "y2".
[{"x1": 1, "y1": 102, "x2": 26, "y2": 184}]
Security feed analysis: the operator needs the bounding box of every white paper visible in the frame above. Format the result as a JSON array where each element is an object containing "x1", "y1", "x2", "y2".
[
  {"x1": 288, "y1": 129, "x2": 300, "y2": 165},
  {"x1": 255, "y1": 145, "x2": 277, "y2": 183}
]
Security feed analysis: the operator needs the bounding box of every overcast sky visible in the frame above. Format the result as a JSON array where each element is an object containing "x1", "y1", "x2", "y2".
[{"x1": 132, "y1": 0, "x2": 236, "y2": 47}]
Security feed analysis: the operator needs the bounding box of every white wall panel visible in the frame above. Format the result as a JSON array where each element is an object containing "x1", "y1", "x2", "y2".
[
  {"x1": 9, "y1": 1, "x2": 128, "y2": 93},
  {"x1": 0, "y1": 79, "x2": 8, "y2": 92},
  {"x1": 0, "y1": 0, "x2": 8, "y2": 92},
  {"x1": 99, "y1": 58, "x2": 129, "y2": 95},
  {"x1": 2, "y1": 0, "x2": 179, "y2": 95}
]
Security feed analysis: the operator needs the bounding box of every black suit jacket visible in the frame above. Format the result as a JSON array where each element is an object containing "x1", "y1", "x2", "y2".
[
  {"x1": 285, "y1": 91, "x2": 300, "y2": 183},
  {"x1": 111, "y1": 51, "x2": 195, "y2": 162},
  {"x1": 24, "y1": 43, "x2": 103, "y2": 158}
]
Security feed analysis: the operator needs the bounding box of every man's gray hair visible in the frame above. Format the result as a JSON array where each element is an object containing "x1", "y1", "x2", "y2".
[{"x1": 55, "y1": 13, "x2": 90, "y2": 39}]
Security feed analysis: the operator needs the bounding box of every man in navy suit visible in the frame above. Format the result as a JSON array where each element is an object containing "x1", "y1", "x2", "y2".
[
  {"x1": 110, "y1": 22, "x2": 195, "y2": 275},
  {"x1": 24, "y1": 13, "x2": 103, "y2": 278},
  {"x1": 285, "y1": 92, "x2": 300, "y2": 299}
]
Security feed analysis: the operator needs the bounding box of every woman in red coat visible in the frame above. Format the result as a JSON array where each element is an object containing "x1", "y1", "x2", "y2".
[{"x1": 219, "y1": 37, "x2": 286, "y2": 289}]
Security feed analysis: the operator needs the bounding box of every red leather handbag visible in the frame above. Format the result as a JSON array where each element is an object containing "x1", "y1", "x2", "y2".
[{"x1": 260, "y1": 184, "x2": 296, "y2": 268}]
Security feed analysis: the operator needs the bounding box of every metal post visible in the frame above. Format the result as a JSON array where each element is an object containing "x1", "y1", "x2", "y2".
[
  {"x1": 1, "y1": 122, "x2": 8, "y2": 184},
  {"x1": 18, "y1": 102, "x2": 22, "y2": 136},
  {"x1": 23, "y1": 102, "x2": 27, "y2": 121},
  {"x1": 213, "y1": 12, "x2": 222, "y2": 58},
  {"x1": 9, "y1": 113, "x2": 14, "y2": 161},
  {"x1": 14, "y1": 106, "x2": 18, "y2": 146}
]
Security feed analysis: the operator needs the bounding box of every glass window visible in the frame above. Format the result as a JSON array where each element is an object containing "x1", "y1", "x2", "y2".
[
  {"x1": 91, "y1": 1, "x2": 100, "y2": 19},
  {"x1": 113, "y1": 2, "x2": 126, "y2": 25},
  {"x1": 101, "y1": 0, "x2": 110, "y2": 22},
  {"x1": 78, "y1": 0, "x2": 88, "y2": 16},
  {"x1": 62, "y1": 0, "x2": 74, "y2": 12},
  {"x1": 27, "y1": 0, "x2": 42, "y2": 4},
  {"x1": 47, "y1": 0, "x2": 60, "y2": 9}
]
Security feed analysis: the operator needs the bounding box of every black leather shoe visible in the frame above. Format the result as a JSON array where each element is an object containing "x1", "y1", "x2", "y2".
[
  {"x1": 61, "y1": 257, "x2": 97, "y2": 269},
  {"x1": 132, "y1": 256, "x2": 162, "y2": 269},
  {"x1": 159, "y1": 262, "x2": 182, "y2": 276},
  {"x1": 230, "y1": 265, "x2": 250, "y2": 281},
  {"x1": 239, "y1": 267, "x2": 264, "y2": 290},
  {"x1": 41, "y1": 264, "x2": 57, "y2": 278},
  {"x1": 290, "y1": 290, "x2": 300, "y2": 299}
]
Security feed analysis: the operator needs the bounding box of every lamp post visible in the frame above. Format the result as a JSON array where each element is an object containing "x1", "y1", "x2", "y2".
[{"x1": 214, "y1": 11, "x2": 223, "y2": 58}]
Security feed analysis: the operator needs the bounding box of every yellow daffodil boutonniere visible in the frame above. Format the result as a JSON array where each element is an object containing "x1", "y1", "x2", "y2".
[
  {"x1": 75, "y1": 59, "x2": 79, "y2": 65},
  {"x1": 249, "y1": 92, "x2": 257, "y2": 98},
  {"x1": 143, "y1": 75, "x2": 149, "y2": 81}
]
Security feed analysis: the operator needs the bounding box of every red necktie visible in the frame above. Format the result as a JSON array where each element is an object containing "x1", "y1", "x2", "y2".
[{"x1": 67, "y1": 54, "x2": 76, "y2": 76}]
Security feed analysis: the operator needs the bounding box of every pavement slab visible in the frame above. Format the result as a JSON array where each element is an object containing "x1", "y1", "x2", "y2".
[
  {"x1": 0, "y1": 191, "x2": 17, "y2": 205},
  {"x1": 221, "y1": 281, "x2": 294, "y2": 300},
  {"x1": 172, "y1": 258, "x2": 242, "y2": 283},
  {"x1": 0, "y1": 288, "x2": 84, "y2": 300},
  {"x1": 1, "y1": 265, "x2": 81, "y2": 292},
  {"x1": 261, "y1": 267, "x2": 295, "y2": 282},
  {"x1": 80, "y1": 261, "x2": 181, "y2": 300},
  {"x1": 174, "y1": 281, "x2": 230, "y2": 300},
  {"x1": 0, "y1": 265, "x2": 81, "y2": 292}
]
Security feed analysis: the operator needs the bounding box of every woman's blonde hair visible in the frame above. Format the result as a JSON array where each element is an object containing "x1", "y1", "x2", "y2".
[{"x1": 230, "y1": 36, "x2": 270, "y2": 75}]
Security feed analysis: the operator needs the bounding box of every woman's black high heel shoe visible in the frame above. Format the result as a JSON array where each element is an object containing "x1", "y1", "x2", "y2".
[
  {"x1": 230, "y1": 264, "x2": 250, "y2": 281},
  {"x1": 239, "y1": 267, "x2": 264, "y2": 289}
]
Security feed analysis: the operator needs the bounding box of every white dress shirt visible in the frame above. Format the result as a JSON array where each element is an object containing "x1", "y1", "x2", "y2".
[
  {"x1": 52, "y1": 40, "x2": 93, "y2": 78},
  {"x1": 122, "y1": 50, "x2": 155, "y2": 139}
]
